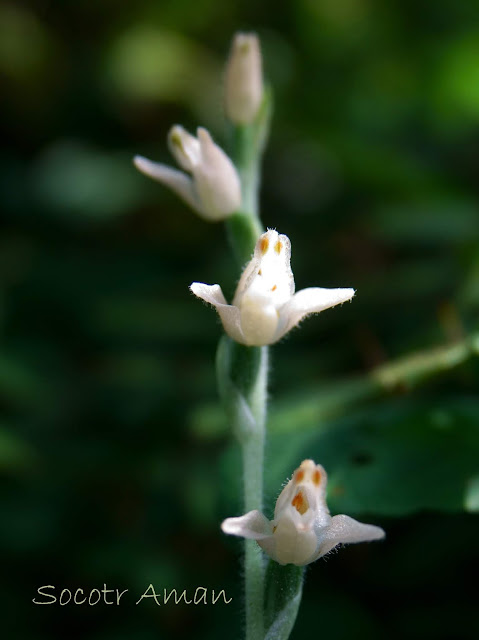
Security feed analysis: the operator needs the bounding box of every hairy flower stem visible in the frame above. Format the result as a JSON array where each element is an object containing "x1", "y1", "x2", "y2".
[
  {"x1": 242, "y1": 345, "x2": 268, "y2": 640},
  {"x1": 216, "y1": 338, "x2": 268, "y2": 640},
  {"x1": 219, "y1": 118, "x2": 269, "y2": 640},
  {"x1": 225, "y1": 125, "x2": 263, "y2": 266}
]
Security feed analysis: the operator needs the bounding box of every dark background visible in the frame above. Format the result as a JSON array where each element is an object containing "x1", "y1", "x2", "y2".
[{"x1": 1, "y1": 0, "x2": 478, "y2": 638}]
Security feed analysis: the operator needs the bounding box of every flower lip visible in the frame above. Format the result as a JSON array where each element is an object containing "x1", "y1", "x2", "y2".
[{"x1": 168, "y1": 125, "x2": 201, "y2": 171}]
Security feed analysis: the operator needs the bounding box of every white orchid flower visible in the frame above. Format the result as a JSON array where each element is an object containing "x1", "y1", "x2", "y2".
[
  {"x1": 225, "y1": 32, "x2": 263, "y2": 125},
  {"x1": 190, "y1": 229, "x2": 355, "y2": 346},
  {"x1": 134, "y1": 126, "x2": 242, "y2": 221},
  {"x1": 222, "y1": 459, "x2": 385, "y2": 566}
]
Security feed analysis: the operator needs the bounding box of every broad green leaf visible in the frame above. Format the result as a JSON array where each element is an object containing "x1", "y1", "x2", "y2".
[
  {"x1": 191, "y1": 334, "x2": 478, "y2": 439},
  {"x1": 266, "y1": 397, "x2": 479, "y2": 516},
  {"x1": 0, "y1": 424, "x2": 36, "y2": 471}
]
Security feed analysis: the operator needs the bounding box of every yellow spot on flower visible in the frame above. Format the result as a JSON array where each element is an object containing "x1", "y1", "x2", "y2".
[
  {"x1": 274, "y1": 241, "x2": 283, "y2": 254},
  {"x1": 313, "y1": 469, "x2": 321, "y2": 486},
  {"x1": 291, "y1": 490, "x2": 308, "y2": 515},
  {"x1": 295, "y1": 470, "x2": 305, "y2": 483},
  {"x1": 260, "y1": 237, "x2": 269, "y2": 254},
  {"x1": 170, "y1": 132, "x2": 183, "y2": 148},
  {"x1": 271, "y1": 285, "x2": 277, "y2": 292}
]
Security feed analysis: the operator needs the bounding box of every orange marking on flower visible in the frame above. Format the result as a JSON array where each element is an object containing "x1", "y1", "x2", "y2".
[
  {"x1": 260, "y1": 237, "x2": 269, "y2": 254},
  {"x1": 274, "y1": 240, "x2": 283, "y2": 254},
  {"x1": 295, "y1": 470, "x2": 305, "y2": 483},
  {"x1": 291, "y1": 490, "x2": 308, "y2": 515},
  {"x1": 271, "y1": 285, "x2": 277, "y2": 292},
  {"x1": 313, "y1": 469, "x2": 321, "y2": 486}
]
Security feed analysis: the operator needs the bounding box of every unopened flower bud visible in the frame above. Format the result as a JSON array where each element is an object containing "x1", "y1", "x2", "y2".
[
  {"x1": 225, "y1": 32, "x2": 263, "y2": 125},
  {"x1": 134, "y1": 126, "x2": 241, "y2": 221}
]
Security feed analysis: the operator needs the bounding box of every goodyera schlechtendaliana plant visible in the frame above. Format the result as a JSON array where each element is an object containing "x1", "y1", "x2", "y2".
[
  {"x1": 191, "y1": 229, "x2": 355, "y2": 346},
  {"x1": 134, "y1": 30, "x2": 384, "y2": 640},
  {"x1": 222, "y1": 459, "x2": 385, "y2": 566}
]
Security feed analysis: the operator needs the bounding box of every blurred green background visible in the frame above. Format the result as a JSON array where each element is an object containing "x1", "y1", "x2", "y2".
[{"x1": 1, "y1": 0, "x2": 479, "y2": 638}]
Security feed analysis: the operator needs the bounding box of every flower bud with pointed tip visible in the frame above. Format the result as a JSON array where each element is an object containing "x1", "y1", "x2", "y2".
[
  {"x1": 225, "y1": 32, "x2": 263, "y2": 125},
  {"x1": 134, "y1": 126, "x2": 241, "y2": 221}
]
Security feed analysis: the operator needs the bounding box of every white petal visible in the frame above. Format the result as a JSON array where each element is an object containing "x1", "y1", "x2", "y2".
[
  {"x1": 196, "y1": 127, "x2": 218, "y2": 164},
  {"x1": 221, "y1": 510, "x2": 273, "y2": 539},
  {"x1": 232, "y1": 250, "x2": 262, "y2": 307},
  {"x1": 274, "y1": 459, "x2": 328, "y2": 522},
  {"x1": 190, "y1": 283, "x2": 246, "y2": 344},
  {"x1": 265, "y1": 513, "x2": 319, "y2": 566},
  {"x1": 233, "y1": 230, "x2": 294, "y2": 307},
  {"x1": 239, "y1": 299, "x2": 279, "y2": 346},
  {"x1": 133, "y1": 156, "x2": 201, "y2": 214},
  {"x1": 278, "y1": 287, "x2": 355, "y2": 338},
  {"x1": 190, "y1": 282, "x2": 228, "y2": 306},
  {"x1": 231, "y1": 231, "x2": 294, "y2": 345},
  {"x1": 193, "y1": 128, "x2": 242, "y2": 219},
  {"x1": 167, "y1": 125, "x2": 201, "y2": 171},
  {"x1": 315, "y1": 514, "x2": 385, "y2": 559}
]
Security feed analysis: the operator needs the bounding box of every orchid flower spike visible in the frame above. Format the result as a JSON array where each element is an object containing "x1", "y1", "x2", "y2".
[
  {"x1": 222, "y1": 459, "x2": 385, "y2": 566},
  {"x1": 190, "y1": 229, "x2": 355, "y2": 346},
  {"x1": 134, "y1": 126, "x2": 242, "y2": 221}
]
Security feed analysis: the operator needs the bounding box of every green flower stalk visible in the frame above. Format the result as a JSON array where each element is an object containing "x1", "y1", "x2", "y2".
[{"x1": 216, "y1": 336, "x2": 268, "y2": 640}]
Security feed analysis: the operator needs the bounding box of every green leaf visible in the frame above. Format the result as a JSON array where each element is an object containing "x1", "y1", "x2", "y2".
[
  {"x1": 216, "y1": 336, "x2": 267, "y2": 443},
  {"x1": 0, "y1": 424, "x2": 36, "y2": 471},
  {"x1": 269, "y1": 336, "x2": 477, "y2": 435},
  {"x1": 266, "y1": 397, "x2": 479, "y2": 516},
  {"x1": 464, "y1": 475, "x2": 479, "y2": 512},
  {"x1": 264, "y1": 561, "x2": 304, "y2": 640}
]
